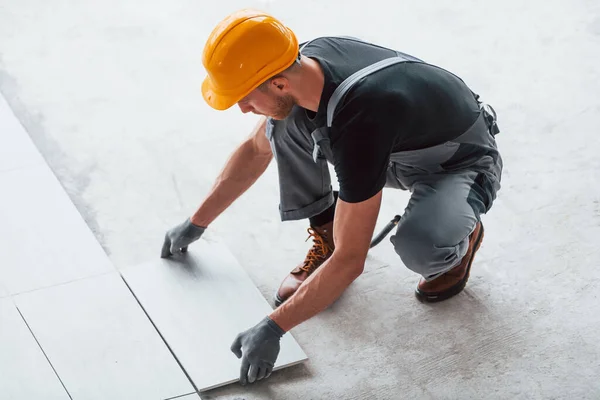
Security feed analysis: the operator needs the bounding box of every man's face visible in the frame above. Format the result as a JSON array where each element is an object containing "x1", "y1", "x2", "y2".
[{"x1": 237, "y1": 83, "x2": 295, "y2": 120}]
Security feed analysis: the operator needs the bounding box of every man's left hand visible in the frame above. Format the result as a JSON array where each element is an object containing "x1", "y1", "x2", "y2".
[{"x1": 230, "y1": 316, "x2": 285, "y2": 385}]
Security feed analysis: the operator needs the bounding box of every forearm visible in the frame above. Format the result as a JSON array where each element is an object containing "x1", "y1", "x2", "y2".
[
  {"x1": 269, "y1": 191, "x2": 382, "y2": 332},
  {"x1": 191, "y1": 135, "x2": 272, "y2": 227},
  {"x1": 269, "y1": 252, "x2": 364, "y2": 332}
]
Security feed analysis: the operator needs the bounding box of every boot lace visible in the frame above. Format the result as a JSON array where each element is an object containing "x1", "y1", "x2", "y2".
[{"x1": 299, "y1": 227, "x2": 332, "y2": 273}]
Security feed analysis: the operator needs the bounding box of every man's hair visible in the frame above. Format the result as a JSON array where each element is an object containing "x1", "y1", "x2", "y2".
[{"x1": 258, "y1": 52, "x2": 302, "y2": 91}]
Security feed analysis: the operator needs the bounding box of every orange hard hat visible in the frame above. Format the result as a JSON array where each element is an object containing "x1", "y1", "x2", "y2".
[{"x1": 201, "y1": 9, "x2": 299, "y2": 110}]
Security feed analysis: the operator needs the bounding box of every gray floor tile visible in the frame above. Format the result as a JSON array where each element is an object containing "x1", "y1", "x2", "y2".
[
  {"x1": 0, "y1": 94, "x2": 44, "y2": 173},
  {"x1": 0, "y1": 164, "x2": 114, "y2": 295},
  {"x1": 14, "y1": 271, "x2": 195, "y2": 400},
  {"x1": 121, "y1": 239, "x2": 307, "y2": 392},
  {"x1": 0, "y1": 299, "x2": 69, "y2": 400}
]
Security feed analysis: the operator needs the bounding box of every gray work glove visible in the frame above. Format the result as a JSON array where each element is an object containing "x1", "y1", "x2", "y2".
[
  {"x1": 161, "y1": 218, "x2": 206, "y2": 258},
  {"x1": 230, "y1": 316, "x2": 285, "y2": 385}
]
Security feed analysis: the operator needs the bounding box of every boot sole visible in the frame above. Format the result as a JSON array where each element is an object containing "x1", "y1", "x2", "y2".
[{"x1": 415, "y1": 223, "x2": 485, "y2": 303}]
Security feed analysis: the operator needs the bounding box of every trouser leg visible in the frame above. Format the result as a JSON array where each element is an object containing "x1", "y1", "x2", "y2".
[
  {"x1": 390, "y1": 169, "x2": 499, "y2": 281},
  {"x1": 265, "y1": 106, "x2": 335, "y2": 221}
]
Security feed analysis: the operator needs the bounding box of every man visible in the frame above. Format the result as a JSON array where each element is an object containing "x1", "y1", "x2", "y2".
[{"x1": 161, "y1": 9, "x2": 503, "y2": 385}]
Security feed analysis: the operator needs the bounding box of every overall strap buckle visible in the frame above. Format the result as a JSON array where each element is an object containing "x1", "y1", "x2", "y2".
[
  {"x1": 481, "y1": 103, "x2": 500, "y2": 136},
  {"x1": 311, "y1": 128, "x2": 332, "y2": 162}
]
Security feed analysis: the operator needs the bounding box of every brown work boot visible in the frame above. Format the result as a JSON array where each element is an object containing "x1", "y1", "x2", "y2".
[
  {"x1": 274, "y1": 221, "x2": 334, "y2": 307},
  {"x1": 415, "y1": 221, "x2": 484, "y2": 303}
]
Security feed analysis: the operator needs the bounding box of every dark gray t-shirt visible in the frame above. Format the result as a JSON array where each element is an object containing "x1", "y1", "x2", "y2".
[{"x1": 299, "y1": 37, "x2": 481, "y2": 203}]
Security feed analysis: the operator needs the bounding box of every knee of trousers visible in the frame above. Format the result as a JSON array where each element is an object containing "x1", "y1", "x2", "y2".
[{"x1": 390, "y1": 219, "x2": 469, "y2": 278}]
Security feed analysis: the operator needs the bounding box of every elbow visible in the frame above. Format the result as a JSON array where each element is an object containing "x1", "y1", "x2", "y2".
[
  {"x1": 350, "y1": 262, "x2": 365, "y2": 279},
  {"x1": 333, "y1": 252, "x2": 365, "y2": 280}
]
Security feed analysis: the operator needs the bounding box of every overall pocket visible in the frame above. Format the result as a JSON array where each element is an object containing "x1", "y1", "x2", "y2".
[{"x1": 389, "y1": 142, "x2": 460, "y2": 187}]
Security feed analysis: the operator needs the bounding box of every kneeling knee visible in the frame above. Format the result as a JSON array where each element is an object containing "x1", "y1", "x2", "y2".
[{"x1": 390, "y1": 221, "x2": 458, "y2": 276}]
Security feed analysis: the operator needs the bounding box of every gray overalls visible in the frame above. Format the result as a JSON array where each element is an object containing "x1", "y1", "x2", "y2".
[{"x1": 265, "y1": 37, "x2": 503, "y2": 281}]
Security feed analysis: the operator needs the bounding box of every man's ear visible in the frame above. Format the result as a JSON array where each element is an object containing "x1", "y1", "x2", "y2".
[{"x1": 270, "y1": 77, "x2": 289, "y2": 93}]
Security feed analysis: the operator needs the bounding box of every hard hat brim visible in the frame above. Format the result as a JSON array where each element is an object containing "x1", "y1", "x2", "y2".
[{"x1": 201, "y1": 76, "x2": 238, "y2": 111}]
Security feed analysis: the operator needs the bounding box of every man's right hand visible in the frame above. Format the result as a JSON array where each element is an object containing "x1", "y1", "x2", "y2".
[{"x1": 161, "y1": 218, "x2": 206, "y2": 258}]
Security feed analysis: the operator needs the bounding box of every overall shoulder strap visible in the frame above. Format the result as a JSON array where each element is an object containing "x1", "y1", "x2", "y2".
[
  {"x1": 300, "y1": 37, "x2": 424, "y2": 127},
  {"x1": 326, "y1": 56, "x2": 420, "y2": 127}
]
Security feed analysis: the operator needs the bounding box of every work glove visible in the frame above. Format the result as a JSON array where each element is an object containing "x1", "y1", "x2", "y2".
[
  {"x1": 230, "y1": 316, "x2": 285, "y2": 385},
  {"x1": 160, "y1": 218, "x2": 206, "y2": 258}
]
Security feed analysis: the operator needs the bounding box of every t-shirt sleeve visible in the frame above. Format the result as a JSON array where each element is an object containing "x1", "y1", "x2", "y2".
[{"x1": 330, "y1": 92, "x2": 400, "y2": 203}]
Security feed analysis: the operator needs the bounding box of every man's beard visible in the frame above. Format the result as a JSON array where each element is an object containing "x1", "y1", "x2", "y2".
[{"x1": 270, "y1": 94, "x2": 295, "y2": 120}]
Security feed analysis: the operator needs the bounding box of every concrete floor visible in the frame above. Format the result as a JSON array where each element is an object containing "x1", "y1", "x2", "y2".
[{"x1": 1, "y1": 0, "x2": 599, "y2": 398}]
